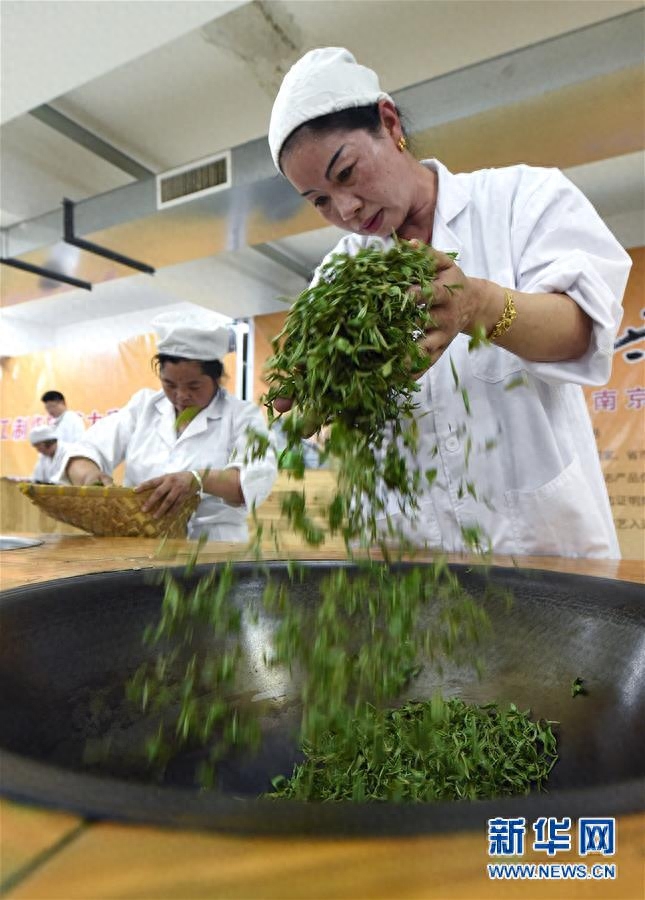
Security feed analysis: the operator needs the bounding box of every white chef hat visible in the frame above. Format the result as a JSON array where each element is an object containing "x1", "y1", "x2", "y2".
[
  {"x1": 153, "y1": 311, "x2": 232, "y2": 361},
  {"x1": 29, "y1": 425, "x2": 58, "y2": 445},
  {"x1": 268, "y1": 47, "x2": 392, "y2": 170}
]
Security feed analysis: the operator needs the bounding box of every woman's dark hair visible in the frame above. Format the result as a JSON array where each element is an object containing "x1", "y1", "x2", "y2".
[
  {"x1": 279, "y1": 102, "x2": 410, "y2": 170},
  {"x1": 152, "y1": 354, "x2": 224, "y2": 382}
]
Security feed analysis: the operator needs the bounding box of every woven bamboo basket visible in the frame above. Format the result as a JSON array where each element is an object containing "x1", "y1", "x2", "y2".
[{"x1": 19, "y1": 483, "x2": 200, "y2": 538}]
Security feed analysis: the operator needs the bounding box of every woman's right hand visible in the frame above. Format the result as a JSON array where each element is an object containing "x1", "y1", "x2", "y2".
[{"x1": 66, "y1": 457, "x2": 113, "y2": 486}]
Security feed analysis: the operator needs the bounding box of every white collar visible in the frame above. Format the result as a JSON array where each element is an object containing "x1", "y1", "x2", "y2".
[{"x1": 420, "y1": 158, "x2": 470, "y2": 225}]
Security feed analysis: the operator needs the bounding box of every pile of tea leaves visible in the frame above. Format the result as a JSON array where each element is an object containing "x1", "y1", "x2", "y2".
[
  {"x1": 268, "y1": 697, "x2": 558, "y2": 803},
  {"x1": 259, "y1": 239, "x2": 481, "y2": 550}
]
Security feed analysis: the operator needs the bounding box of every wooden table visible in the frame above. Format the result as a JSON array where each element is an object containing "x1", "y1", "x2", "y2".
[{"x1": 1, "y1": 536, "x2": 643, "y2": 900}]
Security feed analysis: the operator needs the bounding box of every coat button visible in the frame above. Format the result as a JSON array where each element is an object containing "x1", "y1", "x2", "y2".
[{"x1": 445, "y1": 435, "x2": 460, "y2": 452}]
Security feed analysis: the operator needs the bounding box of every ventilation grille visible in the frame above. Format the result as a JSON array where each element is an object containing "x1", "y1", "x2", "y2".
[{"x1": 156, "y1": 151, "x2": 231, "y2": 209}]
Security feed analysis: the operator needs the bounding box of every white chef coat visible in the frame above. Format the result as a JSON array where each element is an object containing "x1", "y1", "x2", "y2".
[
  {"x1": 51, "y1": 410, "x2": 86, "y2": 442},
  {"x1": 32, "y1": 441, "x2": 68, "y2": 483},
  {"x1": 56, "y1": 387, "x2": 277, "y2": 542},
  {"x1": 316, "y1": 160, "x2": 632, "y2": 558}
]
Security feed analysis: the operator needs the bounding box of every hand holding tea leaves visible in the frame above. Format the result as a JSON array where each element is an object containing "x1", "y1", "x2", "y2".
[
  {"x1": 406, "y1": 242, "x2": 489, "y2": 367},
  {"x1": 265, "y1": 239, "x2": 449, "y2": 424}
]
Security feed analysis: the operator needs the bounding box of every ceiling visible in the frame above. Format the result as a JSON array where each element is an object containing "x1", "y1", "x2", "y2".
[{"x1": 1, "y1": 0, "x2": 644, "y2": 355}]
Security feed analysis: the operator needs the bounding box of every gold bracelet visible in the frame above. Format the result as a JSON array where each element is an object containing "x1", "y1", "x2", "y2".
[{"x1": 488, "y1": 289, "x2": 517, "y2": 343}]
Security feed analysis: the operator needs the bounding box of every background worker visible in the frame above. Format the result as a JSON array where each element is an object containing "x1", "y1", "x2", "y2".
[
  {"x1": 29, "y1": 426, "x2": 67, "y2": 484},
  {"x1": 41, "y1": 390, "x2": 85, "y2": 442},
  {"x1": 59, "y1": 312, "x2": 278, "y2": 542}
]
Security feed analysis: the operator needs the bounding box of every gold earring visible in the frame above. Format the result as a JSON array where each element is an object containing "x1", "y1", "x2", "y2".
[{"x1": 397, "y1": 136, "x2": 407, "y2": 152}]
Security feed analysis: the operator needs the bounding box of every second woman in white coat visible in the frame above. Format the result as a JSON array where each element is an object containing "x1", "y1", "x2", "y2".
[{"x1": 59, "y1": 313, "x2": 277, "y2": 542}]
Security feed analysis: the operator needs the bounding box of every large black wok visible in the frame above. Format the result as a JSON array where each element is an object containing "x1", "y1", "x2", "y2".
[{"x1": 0, "y1": 562, "x2": 643, "y2": 835}]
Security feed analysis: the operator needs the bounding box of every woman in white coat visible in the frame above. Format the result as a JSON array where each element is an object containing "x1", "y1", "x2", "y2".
[
  {"x1": 60, "y1": 313, "x2": 277, "y2": 542},
  {"x1": 267, "y1": 47, "x2": 632, "y2": 558}
]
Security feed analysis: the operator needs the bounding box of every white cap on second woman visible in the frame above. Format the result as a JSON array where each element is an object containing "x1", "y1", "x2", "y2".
[
  {"x1": 268, "y1": 47, "x2": 392, "y2": 170},
  {"x1": 152, "y1": 311, "x2": 232, "y2": 361}
]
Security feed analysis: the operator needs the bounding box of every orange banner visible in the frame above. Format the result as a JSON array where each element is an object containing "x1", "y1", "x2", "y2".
[{"x1": 584, "y1": 247, "x2": 645, "y2": 560}]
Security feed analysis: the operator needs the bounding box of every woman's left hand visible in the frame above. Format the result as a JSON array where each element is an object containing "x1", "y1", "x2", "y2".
[
  {"x1": 410, "y1": 244, "x2": 484, "y2": 367},
  {"x1": 135, "y1": 471, "x2": 199, "y2": 518}
]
